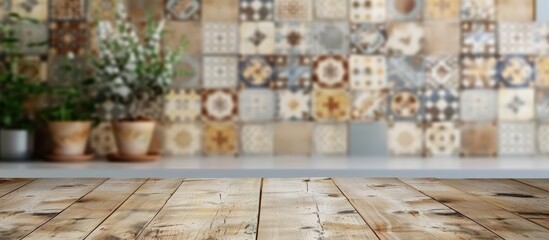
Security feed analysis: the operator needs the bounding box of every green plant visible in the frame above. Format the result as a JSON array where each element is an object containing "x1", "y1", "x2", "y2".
[
  {"x1": 93, "y1": 4, "x2": 187, "y2": 121},
  {"x1": 0, "y1": 13, "x2": 46, "y2": 129}
]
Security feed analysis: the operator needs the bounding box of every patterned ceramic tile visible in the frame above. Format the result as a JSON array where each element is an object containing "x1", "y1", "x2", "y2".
[
  {"x1": 97, "y1": 101, "x2": 127, "y2": 121},
  {"x1": 274, "y1": 0, "x2": 312, "y2": 21},
  {"x1": 497, "y1": 0, "x2": 534, "y2": 21},
  {"x1": 537, "y1": 57, "x2": 549, "y2": 87},
  {"x1": 50, "y1": 0, "x2": 85, "y2": 19},
  {"x1": 538, "y1": 124, "x2": 549, "y2": 155},
  {"x1": 313, "y1": 56, "x2": 348, "y2": 89},
  {"x1": 273, "y1": 56, "x2": 312, "y2": 89},
  {"x1": 164, "y1": 21, "x2": 202, "y2": 55},
  {"x1": 203, "y1": 56, "x2": 238, "y2": 89},
  {"x1": 203, "y1": 0, "x2": 239, "y2": 21},
  {"x1": 239, "y1": 89, "x2": 275, "y2": 121},
  {"x1": 203, "y1": 122, "x2": 238, "y2": 155},
  {"x1": 47, "y1": 55, "x2": 88, "y2": 84},
  {"x1": 240, "y1": 0, "x2": 273, "y2": 21},
  {"x1": 461, "y1": 0, "x2": 496, "y2": 21},
  {"x1": 534, "y1": 23, "x2": 549, "y2": 55},
  {"x1": 425, "y1": 56, "x2": 459, "y2": 89},
  {"x1": 460, "y1": 89, "x2": 497, "y2": 121},
  {"x1": 274, "y1": 22, "x2": 312, "y2": 55},
  {"x1": 498, "y1": 89, "x2": 535, "y2": 121},
  {"x1": 163, "y1": 123, "x2": 202, "y2": 156},
  {"x1": 90, "y1": 122, "x2": 117, "y2": 156},
  {"x1": 349, "y1": 122, "x2": 389, "y2": 157},
  {"x1": 496, "y1": 56, "x2": 535, "y2": 88},
  {"x1": 388, "y1": 122, "x2": 423, "y2": 156},
  {"x1": 498, "y1": 23, "x2": 535, "y2": 55},
  {"x1": 460, "y1": 56, "x2": 498, "y2": 89},
  {"x1": 460, "y1": 123, "x2": 498, "y2": 157},
  {"x1": 274, "y1": 122, "x2": 312, "y2": 155},
  {"x1": 240, "y1": 22, "x2": 275, "y2": 55},
  {"x1": 424, "y1": 89, "x2": 459, "y2": 122},
  {"x1": 386, "y1": 22, "x2": 424, "y2": 56},
  {"x1": 499, "y1": 122, "x2": 536, "y2": 156},
  {"x1": 461, "y1": 22, "x2": 497, "y2": 55},
  {"x1": 277, "y1": 89, "x2": 311, "y2": 120},
  {"x1": 349, "y1": 24, "x2": 386, "y2": 55},
  {"x1": 315, "y1": 0, "x2": 346, "y2": 20},
  {"x1": 126, "y1": 0, "x2": 163, "y2": 21},
  {"x1": 313, "y1": 89, "x2": 350, "y2": 121},
  {"x1": 387, "y1": 56, "x2": 424, "y2": 89},
  {"x1": 537, "y1": 89, "x2": 549, "y2": 122},
  {"x1": 239, "y1": 55, "x2": 276, "y2": 88},
  {"x1": 164, "y1": 90, "x2": 201, "y2": 122},
  {"x1": 425, "y1": 122, "x2": 460, "y2": 156},
  {"x1": 166, "y1": 0, "x2": 201, "y2": 20},
  {"x1": 424, "y1": 0, "x2": 459, "y2": 20},
  {"x1": 387, "y1": 89, "x2": 424, "y2": 121},
  {"x1": 88, "y1": 0, "x2": 118, "y2": 20},
  {"x1": 14, "y1": 23, "x2": 48, "y2": 54},
  {"x1": 349, "y1": 0, "x2": 386, "y2": 23},
  {"x1": 349, "y1": 55, "x2": 387, "y2": 90},
  {"x1": 387, "y1": 0, "x2": 423, "y2": 21},
  {"x1": 202, "y1": 22, "x2": 239, "y2": 54},
  {"x1": 49, "y1": 21, "x2": 87, "y2": 56},
  {"x1": 313, "y1": 124, "x2": 348, "y2": 155},
  {"x1": 241, "y1": 124, "x2": 274, "y2": 155},
  {"x1": 18, "y1": 56, "x2": 47, "y2": 82},
  {"x1": 423, "y1": 22, "x2": 460, "y2": 55},
  {"x1": 351, "y1": 90, "x2": 387, "y2": 122},
  {"x1": 201, "y1": 89, "x2": 238, "y2": 121},
  {"x1": 312, "y1": 22, "x2": 349, "y2": 55},
  {"x1": 4, "y1": 0, "x2": 48, "y2": 21},
  {"x1": 173, "y1": 55, "x2": 201, "y2": 89}
]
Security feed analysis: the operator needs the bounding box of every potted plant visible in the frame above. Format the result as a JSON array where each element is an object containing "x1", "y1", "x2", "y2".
[
  {"x1": 40, "y1": 54, "x2": 98, "y2": 162},
  {"x1": 0, "y1": 13, "x2": 46, "y2": 160},
  {"x1": 93, "y1": 4, "x2": 185, "y2": 160}
]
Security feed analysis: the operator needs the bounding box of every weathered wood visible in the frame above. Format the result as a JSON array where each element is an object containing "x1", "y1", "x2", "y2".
[
  {"x1": 138, "y1": 178, "x2": 261, "y2": 240},
  {"x1": 334, "y1": 178, "x2": 499, "y2": 240},
  {"x1": 515, "y1": 179, "x2": 549, "y2": 192},
  {"x1": 530, "y1": 219, "x2": 549, "y2": 229},
  {"x1": 0, "y1": 179, "x2": 34, "y2": 197},
  {"x1": 0, "y1": 178, "x2": 105, "y2": 239},
  {"x1": 86, "y1": 178, "x2": 184, "y2": 240},
  {"x1": 443, "y1": 179, "x2": 549, "y2": 225},
  {"x1": 402, "y1": 178, "x2": 549, "y2": 239},
  {"x1": 24, "y1": 178, "x2": 146, "y2": 240},
  {"x1": 257, "y1": 178, "x2": 378, "y2": 240}
]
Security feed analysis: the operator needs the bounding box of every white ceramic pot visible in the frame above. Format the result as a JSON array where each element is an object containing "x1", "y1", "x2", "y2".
[
  {"x1": 48, "y1": 121, "x2": 92, "y2": 156},
  {"x1": 112, "y1": 121, "x2": 156, "y2": 156},
  {"x1": 0, "y1": 129, "x2": 31, "y2": 160}
]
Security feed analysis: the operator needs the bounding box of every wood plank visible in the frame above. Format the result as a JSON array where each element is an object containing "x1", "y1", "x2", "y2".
[
  {"x1": 333, "y1": 178, "x2": 500, "y2": 240},
  {"x1": 257, "y1": 178, "x2": 378, "y2": 240},
  {"x1": 0, "y1": 179, "x2": 34, "y2": 197},
  {"x1": 0, "y1": 178, "x2": 105, "y2": 239},
  {"x1": 86, "y1": 178, "x2": 184, "y2": 240},
  {"x1": 443, "y1": 179, "x2": 549, "y2": 223},
  {"x1": 402, "y1": 178, "x2": 549, "y2": 239},
  {"x1": 24, "y1": 178, "x2": 146, "y2": 240},
  {"x1": 138, "y1": 178, "x2": 261, "y2": 240},
  {"x1": 530, "y1": 219, "x2": 549, "y2": 229},
  {"x1": 515, "y1": 179, "x2": 549, "y2": 192}
]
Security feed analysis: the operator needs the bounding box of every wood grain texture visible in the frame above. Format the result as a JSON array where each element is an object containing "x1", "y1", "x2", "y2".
[
  {"x1": 257, "y1": 178, "x2": 378, "y2": 240},
  {"x1": 443, "y1": 179, "x2": 549, "y2": 226},
  {"x1": 0, "y1": 179, "x2": 34, "y2": 197},
  {"x1": 86, "y1": 178, "x2": 184, "y2": 240},
  {"x1": 0, "y1": 178, "x2": 105, "y2": 239},
  {"x1": 23, "y1": 178, "x2": 146, "y2": 240},
  {"x1": 334, "y1": 178, "x2": 500, "y2": 240},
  {"x1": 402, "y1": 178, "x2": 549, "y2": 239},
  {"x1": 515, "y1": 179, "x2": 549, "y2": 192},
  {"x1": 138, "y1": 178, "x2": 261, "y2": 240}
]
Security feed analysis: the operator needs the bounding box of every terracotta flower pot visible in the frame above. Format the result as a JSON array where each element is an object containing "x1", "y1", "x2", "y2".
[
  {"x1": 112, "y1": 121, "x2": 156, "y2": 156},
  {"x1": 48, "y1": 121, "x2": 92, "y2": 156}
]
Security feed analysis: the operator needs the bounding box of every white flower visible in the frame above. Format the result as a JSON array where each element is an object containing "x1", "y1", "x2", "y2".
[{"x1": 113, "y1": 85, "x2": 130, "y2": 98}]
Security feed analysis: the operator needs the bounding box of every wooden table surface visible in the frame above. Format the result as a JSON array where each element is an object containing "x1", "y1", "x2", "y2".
[{"x1": 0, "y1": 178, "x2": 548, "y2": 239}]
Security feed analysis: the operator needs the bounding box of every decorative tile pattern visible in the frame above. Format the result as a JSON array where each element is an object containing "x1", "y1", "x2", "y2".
[
  {"x1": 277, "y1": 89, "x2": 311, "y2": 120},
  {"x1": 496, "y1": 57, "x2": 535, "y2": 88},
  {"x1": 164, "y1": 90, "x2": 201, "y2": 122},
  {"x1": 90, "y1": 123, "x2": 117, "y2": 156},
  {"x1": 349, "y1": 24, "x2": 386, "y2": 55},
  {"x1": 315, "y1": 0, "x2": 346, "y2": 20},
  {"x1": 498, "y1": 89, "x2": 535, "y2": 121},
  {"x1": 50, "y1": 0, "x2": 85, "y2": 19},
  {"x1": 163, "y1": 123, "x2": 202, "y2": 156},
  {"x1": 461, "y1": 0, "x2": 496, "y2": 21},
  {"x1": 274, "y1": 22, "x2": 312, "y2": 55},
  {"x1": 202, "y1": 22, "x2": 239, "y2": 54},
  {"x1": 534, "y1": 23, "x2": 549, "y2": 56},
  {"x1": 312, "y1": 22, "x2": 349, "y2": 55},
  {"x1": 388, "y1": 122, "x2": 423, "y2": 156},
  {"x1": 203, "y1": 56, "x2": 238, "y2": 89},
  {"x1": 349, "y1": 0, "x2": 386, "y2": 23},
  {"x1": 387, "y1": 89, "x2": 424, "y2": 121},
  {"x1": 239, "y1": 89, "x2": 275, "y2": 121},
  {"x1": 537, "y1": 57, "x2": 549, "y2": 87},
  {"x1": 273, "y1": 56, "x2": 312, "y2": 89},
  {"x1": 201, "y1": 89, "x2": 238, "y2": 121},
  {"x1": 388, "y1": 57, "x2": 424, "y2": 89},
  {"x1": 349, "y1": 123, "x2": 388, "y2": 157},
  {"x1": 538, "y1": 125, "x2": 549, "y2": 155},
  {"x1": 274, "y1": 122, "x2": 312, "y2": 155},
  {"x1": 312, "y1": 56, "x2": 348, "y2": 89},
  {"x1": 386, "y1": 23, "x2": 424, "y2": 56},
  {"x1": 240, "y1": 22, "x2": 275, "y2": 55},
  {"x1": 15, "y1": 23, "x2": 48, "y2": 54},
  {"x1": 425, "y1": 56, "x2": 459, "y2": 89},
  {"x1": 461, "y1": 22, "x2": 497, "y2": 55},
  {"x1": 313, "y1": 89, "x2": 350, "y2": 121},
  {"x1": 18, "y1": 57, "x2": 48, "y2": 82},
  {"x1": 461, "y1": 123, "x2": 498, "y2": 157},
  {"x1": 6, "y1": 0, "x2": 48, "y2": 21},
  {"x1": 423, "y1": 22, "x2": 460, "y2": 55},
  {"x1": 203, "y1": 123, "x2": 238, "y2": 155},
  {"x1": 425, "y1": 122, "x2": 460, "y2": 156},
  {"x1": 387, "y1": 0, "x2": 423, "y2": 21},
  {"x1": 88, "y1": 0, "x2": 118, "y2": 20},
  {"x1": 351, "y1": 90, "x2": 386, "y2": 122},
  {"x1": 203, "y1": 0, "x2": 239, "y2": 21},
  {"x1": 349, "y1": 55, "x2": 387, "y2": 90},
  {"x1": 166, "y1": 0, "x2": 201, "y2": 20},
  {"x1": 239, "y1": 56, "x2": 276, "y2": 88},
  {"x1": 240, "y1": 0, "x2": 274, "y2": 21},
  {"x1": 460, "y1": 56, "x2": 498, "y2": 89},
  {"x1": 127, "y1": 0, "x2": 163, "y2": 21},
  {"x1": 173, "y1": 55, "x2": 201, "y2": 89},
  {"x1": 313, "y1": 124, "x2": 348, "y2": 155},
  {"x1": 274, "y1": 0, "x2": 312, "y2": 21},
  {"x1": 499, "y1": 122, "x2": 536, "y2": 156},
  {"x1": 424, "y1": 89, "x2": 459, "y2": 122},
  {"x1": 537, "y1": 89, "x2": 549, "y2": 122},
  {"x1": 498, "y1": 23, "x2": 535, "y2": 55},
  {"x1": 497, "y1": 0, "x2": 534, "y2": 21},
  {"x1": 424, "y1": 0, "x2": 459, "y2": 20},
  {"x1": 460, "y1": 90, "x2": 497, "y2": 121},
  {"x1": 49, "y1": 21, "x2": 87, "y2": 55},
  {"x1": 241, "y1": 124, "x2": 274, "y2": 155}
]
